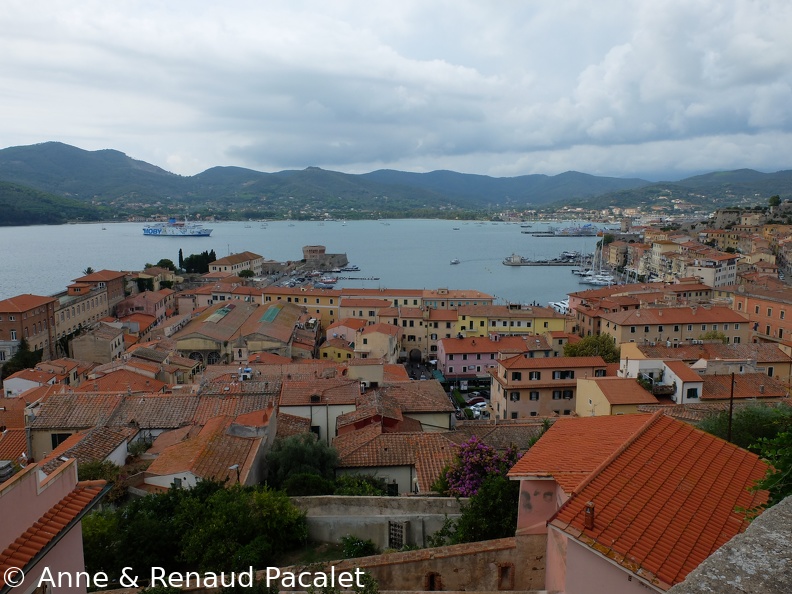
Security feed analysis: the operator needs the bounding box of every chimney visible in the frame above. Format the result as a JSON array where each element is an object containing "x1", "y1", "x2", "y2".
[
  {"x1": 584, "y1": 501, "x2": 595, "y2": 530},
  {"x1": 759, "y1": 384, "x2": 764, "y2": 394}
]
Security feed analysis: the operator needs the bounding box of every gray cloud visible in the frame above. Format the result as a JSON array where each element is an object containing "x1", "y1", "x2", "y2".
[{"x1": 1, "y1": 0, "x2": 791, "y2": 180}]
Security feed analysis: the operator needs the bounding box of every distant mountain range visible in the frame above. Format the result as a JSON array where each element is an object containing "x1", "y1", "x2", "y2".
[{"x1": 0, "y1": 141, "x2": 790, "y2": 225}]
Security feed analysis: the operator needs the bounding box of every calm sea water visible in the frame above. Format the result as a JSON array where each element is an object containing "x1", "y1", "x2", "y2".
[{"x1": 0, "y1": 220, "x2": 606, "y2": 305}]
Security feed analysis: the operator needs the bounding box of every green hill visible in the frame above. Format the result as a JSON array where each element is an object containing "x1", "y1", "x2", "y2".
[{"x1": 0, "y1": 181, "x2": 104, "y2": 226}]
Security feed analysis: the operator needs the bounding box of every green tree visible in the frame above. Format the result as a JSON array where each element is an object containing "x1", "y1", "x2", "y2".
[
  {"x1": 334, "y1": 474, "x2": 387, "y2": 496},
  {"x1": 265, "y1": 434, "x2": 339, "y2": 489},
  {"x1": 563, "y1": 333, "x2": 621, "y2": 363},
  {"x1": 698, "y1": 403, "x2": 792, "y2": 451},
  {"x1": 238, "y1": 269, "x2": 255, "y2": 278},
  {"x1": 83, "y1": 266, "x2": 95, "y2": 275},
  {"x1": 753, "y1": 431, "x2": 792, "y2": 508},
  {"x1": 178, "y1": 248, "x2": 184, "y2": 269},
  {"x1": 769, "y1": 195, "x2": 781, "y2": 208},
  {"x1": 452, "y1": 474, "x2": 520, "y2": 543},
  {"x1": 156, "y1": 258, "x2": 177, "y2": 271},
  {"x1": 1, "y1": 339, "x2": 42, "y2": 380},
  {"x1": 699, "y1": 330, "x2": 729, "y2": 344}
]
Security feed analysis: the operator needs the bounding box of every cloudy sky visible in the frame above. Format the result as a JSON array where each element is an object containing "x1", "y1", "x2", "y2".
[{"x1": 2, "y1": 1, "x2": 791, "y2": 180}]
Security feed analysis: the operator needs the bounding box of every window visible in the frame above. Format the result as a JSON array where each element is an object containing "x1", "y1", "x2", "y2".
[
  {"x1": 511, "y1": 412, "x2": 518, "y2": 419},
  {"x1": 462, "y1": 354, "x2": 468, "y2": 360},
  {"x1": 701, "y1": 324, "x2": 707, "y2": 331},
  {"x1": 674, "y1": 325, "x2": 680, "y2": 332},
  {"x1": 362, "y1": 338, "x2": 368, "y2": 344},
  {"x1": 644, "y1": 326, "x2": 650, "y2": 333},
  {"x1": 448, "y1": 367, "x2": 454, "y2": 373},
  {"x1": 767, "y1": 308, "x2": 773, "y2": 317},
  {"x1": 686, "y1": 387, "x2": 699, "y2": 399},
  {"x1": 529, "y1": 391, "x2": 539, "y2": 401},
  {"x1": 512, "y1": 371, "x2": 522, "y2": 381},
  {"x1": 687, "y1": 324, "x2": 693, "y2": 331},
  {"x1": 563, "y1": 390, "x2": 573, "y2": 399},
  {"x1": 781, "y1": 310, "x2": 786, "y2": 320},
  {"x1": 51, "y1": 433, "x2": 72, "y2": 449},
  {"x1": 630, "y1": 326, "x2": 636, "y2": 333},
  {"x1": 552, "y1": 370, "x2": 574, "y2": 379},
  {"x1": 768, "y1": 366, "x2": 774, "y2": 378},
  {"x1": 530, "y1": 411, "x2": 537, "y2": 417},
  {"x1": 528, "y1": 371, "x2": 541, "y2": 380},
  {"x1": 510, "y1": 392, "x2": 520, "y2": 401},
  {"x1": 734, "y1": 336, "x2": 741, "y2": 344},
  {"x1": 10, "y1": 330, "x2": 17, "y2": 340},
  {"x1": 755, "y1": 305, "x2": 760, "y2": 314},
  {"x1": 594, "y1": 369, "x2": 606, "y2": 377},
  {"x1": 734, "y1": 323, "x2": 740, "y2": 330},
  {"x1": 658, "y1": 325, "x2": 664, "y2": 332},
  {"x1": 552, "y1": 390, "x2": 562, "y2": 400}
]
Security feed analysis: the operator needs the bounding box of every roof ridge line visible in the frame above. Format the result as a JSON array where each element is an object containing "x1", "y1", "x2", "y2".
[{"x1": 550, "y1": 411, "x2": 666, "y2": 522}]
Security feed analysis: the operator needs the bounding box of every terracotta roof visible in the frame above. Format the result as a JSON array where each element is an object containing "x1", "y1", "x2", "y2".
[
  {"x1": 548, "y1": 413, "x2": 768, "y2": 589},
  {"x1": 29, "y1": 393, "x2": 124, "y2": 429},
  {"x1": 247, "y1": 352, "x2": 293, "y2": 365},
  {"x1": 76, "y1": 369, "x2": 167, "y2": 393},
  {"x1": 39, "y1": 426, "x2": 136, "y2": 474},
  {"x1": 73, "y1": 269, "x2": 126, "y2": 283},
  {"x1": 599, "y1": 306, "x2": 748, "y2": 326},
  {"x1": 147, "y1": 416, "x2": 261, "y2": 483},
  {"x1": 327, "y1": 318, "x2": 368, "y2": 331},
  {"x1": 336, "y1": 392, "x2": 403, "y2": 429},
  {"x1": 383, "y1": 364, "x2": 411, "y2": 383},
  {"x1": 0, "y1": 428, "x2": 27, "y2": 461},
  {"x1": 275, "y1": 412, "x2": 312, "y2": 439},
  {"x1": 279, "y1": 378, "x2": 361, "y2": 407},
  {"x1": 0, "y1": 473, "x2": 107, "y2": 577},
  {"x1": 211, "y1": 251, "x2": 263, "y2": 267},
  {"x1": 445, "y1": 423, "x2": 544, "y2": 452},
  {"x1": 361, "y1": 323, "x2": 402, "y2": 337},
  {"x1": 381, "y1": 382, "x2": 456, "y2": 413},
  {"x1": 0, "y1": 294, "x2": 56, "y2": 313},
  {"x1": 701, "y1": 373, "x2": 788, "y2": 400},
  {"x1": 637, "y1": 342, "x2": 792, "y2": 363},
  {"x1": 109, "y1": 393, "x2": 199, "y2": 429},
  {"x1": 0, "y1": 398, "x2": 30, "y2": 429},
  {"x1": 588, "y1": 377, "x2": 659, "y2": 405},
  {"x1": 193, "y1": 394, "x2": 277, "y2": 425},
  {"x1": 333, "y1": 426, "x2": 455, "y2": 492},
  {"x1": 508, "y1": 414, "x2": 652, "y2": 491},
  {"x1": 4, "y1": 368, "x2": 57, "y2": 384},
  {"x1": 664, "y1": 360, "x2": 703, "y2": 383}
]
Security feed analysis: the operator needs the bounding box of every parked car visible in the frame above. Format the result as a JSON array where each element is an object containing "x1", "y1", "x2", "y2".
[
  {"x1": 466, "y1": 396, "x2": 487, "y2": 406},
  {"x1": 470, "y1": 402, "x2": 489, "y2": 410}
]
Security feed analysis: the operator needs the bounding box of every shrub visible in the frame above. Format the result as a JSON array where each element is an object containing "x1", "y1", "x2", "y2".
[
  {"x1": 283, "y1": 473, "x2": 336, "y2": 496},
  {"x1": 340, "y1": 535, "x2": 378, "y2": 558}
]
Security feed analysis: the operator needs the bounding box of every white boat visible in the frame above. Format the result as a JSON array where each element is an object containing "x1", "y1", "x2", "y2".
[
  {"x1": 143, "y1": 218, "x2": 212, "y2": 237},
  {"x1": 319, "y1": 276, "x2": 338, "y2": 284},
  {"x1": 342, "y1": 265, "x2": 360, "y2": 271},
  {"x1": 549, "y1": 299, "x2": 570, "y2": 314},
  {"x1": 450, "y1": 259, "x2": 461, "y2": 265}
]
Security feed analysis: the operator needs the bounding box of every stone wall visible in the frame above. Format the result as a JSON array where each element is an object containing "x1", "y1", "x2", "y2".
[
  {"x1": 290, "y1": 496, "x2": 465, "y2": 549},
  {"x1": 275, "y1": 535, "x2": 546, "y2": 592}
]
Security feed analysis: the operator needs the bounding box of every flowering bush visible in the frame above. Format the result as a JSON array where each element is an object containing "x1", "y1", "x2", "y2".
[{"x1": 445, "y1": 436, "x2": 521, "y2": 497}]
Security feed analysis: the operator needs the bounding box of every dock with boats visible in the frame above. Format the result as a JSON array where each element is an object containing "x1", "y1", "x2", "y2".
[{"x1": 503, "y1": 251, "x2": 591, "y2": 267}]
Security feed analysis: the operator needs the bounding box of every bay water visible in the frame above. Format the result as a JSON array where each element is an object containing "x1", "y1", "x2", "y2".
[{"x1": 0, "y1": 219, "x2": 605, "y2": 306}]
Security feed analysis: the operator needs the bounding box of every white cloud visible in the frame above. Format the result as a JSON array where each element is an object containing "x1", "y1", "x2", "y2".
[{"x1": 1, "y1": 0, "x2": 791, "y2": 179}]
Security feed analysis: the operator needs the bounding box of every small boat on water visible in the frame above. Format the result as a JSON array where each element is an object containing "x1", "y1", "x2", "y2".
[
  {"x1": 342, "y1": 265, "x2": 360, "y2": 271},
  {"x1": 450, "y1": 259, "x2": 461, "y2": 265},
  {"x1": 319, "y1": 276, "x2": 338, "y2": 284}
]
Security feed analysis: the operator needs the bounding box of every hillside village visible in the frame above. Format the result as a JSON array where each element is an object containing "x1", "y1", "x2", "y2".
[{"x1": 1, "y1": 206, "x2": 791, "y2": 593}]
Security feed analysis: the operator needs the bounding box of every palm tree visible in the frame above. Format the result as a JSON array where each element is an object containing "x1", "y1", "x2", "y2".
[{"x1": 83, "y1": 266, "x2": 95, "y2": 275}]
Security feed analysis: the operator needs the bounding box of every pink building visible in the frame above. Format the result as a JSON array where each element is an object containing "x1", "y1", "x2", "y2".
[
  {"x1": 0, "y1": 461, "x2": 106, "y2": 594},
  {"x1": 508, "y1": 412, "x2": 768, "y2": 593}
]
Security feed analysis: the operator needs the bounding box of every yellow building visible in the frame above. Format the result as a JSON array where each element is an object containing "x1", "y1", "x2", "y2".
[
  {"x1": 457, "y1": 304, "x2": 567, "y2": 337},
  {"x1": 575, "y1": 377, "x2": 658, "y2": 416}
]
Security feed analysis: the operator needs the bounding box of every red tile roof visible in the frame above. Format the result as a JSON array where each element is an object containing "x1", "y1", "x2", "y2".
[
  {"x1": 588, "y1": 377, "x2": 659, "y2": 405},
  {"x1": 0, "y1": 475, "x2": 106, "y2": 578},
  {"x1": 0, "y1": 294, "x2": 56, "y2": 313},
  {"x1": 600, "y1": 305, "x2": 748, "y2": 326},
  {"x1": 0, "y1": 428, "x2": 27, "y2": 461},
  {"x1": 548, "y1": 413, "x2": 768, "y2": 589},
  {"x1": 508, "y1": 414, "x2": 652, "y2": 492},
  {"x1": 663, "y1": 360, "x2": 703, "y2": 382},
  {"x1": 76, "y1": 369, "x2": 167, "y2": 393},
  {"x1": 701, "y1": 373, "x2": 788, "y2": 400},
  {"x1": 0, "y1": 397, "x2": 29, "y2": 429}
]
